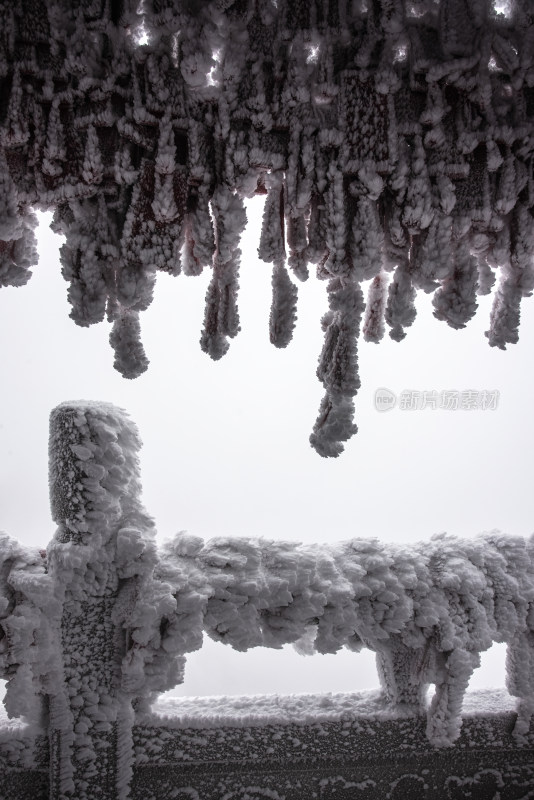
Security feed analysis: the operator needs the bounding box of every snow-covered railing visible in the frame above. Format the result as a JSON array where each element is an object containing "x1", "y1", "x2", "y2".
[
  {"x1": 0, "y1": 401, "x2": 534, "y2": 799},
  {"x1": 2, "y1": 1, "x2": 534, "y2": 455}
]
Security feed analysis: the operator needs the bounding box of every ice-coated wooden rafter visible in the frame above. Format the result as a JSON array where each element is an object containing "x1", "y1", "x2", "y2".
[{"x1": 1, "y1": 0, "x2": 534, "y2": 454}]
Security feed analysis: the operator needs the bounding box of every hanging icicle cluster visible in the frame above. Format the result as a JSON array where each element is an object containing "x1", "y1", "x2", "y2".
[{"x1": 1, "y1": 0, "x2": 534, "y2": 455}]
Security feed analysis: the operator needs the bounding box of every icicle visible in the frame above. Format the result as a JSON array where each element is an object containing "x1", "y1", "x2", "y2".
[
  {"x1": 82, "y1": 125, "x2": 104, "y2": 186},
  {"x1": 350, "y1": 196, "x2": 385, "y2": 282},
  {"x1": 436, "y1": 175, "x2": 457, "y2": 216},
  {"x1": 114, "y1": 144, "x2": 138, "y2": 186},
  {"x1": 495, "y1": 151, "x2": 518, "y2": 216},
  {"x1": 385, "y1": 267, "x2": 417, "y2": 341},
  {"x1": 402, "y1": 136, "x2": 434, "y2": 234},
  {"x1": 485, "y1": 279, "x2": 522, "y2": 349},
  {"x1": 486, "y1": 202, "x2": 534, "y2": 348},
  {"x1": 0, "y1": 148, "x2": 20, "y2": 241},
  {"x1": 488, "y1": 222, "x2": 511, "y2": 271},
  {"x1": 60, "y1": 197, "x2": 117, "y2": 327},
  {"x1": 286, "y1": 125, "x2": 302, "y2": 221},
  {"x1": 151, "y1": 173, "x2": 179, "y2": 222},
  {"x1": 306, "y1": 193, "x2": 328, "y2": 266},
  {"x1": 310, "y1": 281, "x2": 365, "y2": 457},
  {"x1": 432, "y1": 238, "x2": 479, "y2": 329},
  {"x1": 269, "y1": 262, "x2": 298, "y2": 348},
  {"x1": 363, "y1": 272, "x2": 389, "y2": 343},
  {"x1": 42, "y1": 104, "x2": 66, "y2": 178},
  {"x1": 287, "y1": 214, "x2": 309, "y2": 282},
  {"x1": 119, "y1": 160, "x2": 186, "y2": 303},
  {"x1": 412, "y1": 214, "x2": 454, "y2": 291},
  {"x1": 510, "y1": 201, "x2": 534, "y2": 296},
  {"x1": 183, "y1": 188, "x2": 215, "y2": 277},
  {"x1": 258, "y1": 183, "x2": 285, "y2": 266},
  {"x1": 1, "y1": 67, "x2": 29, "y2": 147},
  {"x1": 0, "y1": 210, "x2": 38, "y2": 288},
  {"x1": 200, "y1": 187, "x2": 246, "y2": 360},
  {"x1": 116, "y1": 255, "x2": 156, "y2": 313},
  {"x1": 477, "y1": 257, "x2": 496, "y2": 295},
  {"x1": 427, "y1": 649, "x2": 481, "y2": 746},
  {"x1": 385, "y1": 200, "x2": 407, "y2": 257},
  {"x1": 109, "y1": 309, "x2": 149, "y2": 378},
  {"x1": 155, "y1": 116, "x2": 177, "y2": 176},
  {"x1": 199, "y1": 261, "x2": 240, "y2": 360},
  {"x1": 389, "y1": 141, "x2": 410, "y2": 206},
  {"x1": 323, "y1": 164, "x2": 349, "y2": 278}
]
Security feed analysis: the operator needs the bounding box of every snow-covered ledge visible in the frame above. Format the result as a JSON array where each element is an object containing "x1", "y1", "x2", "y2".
[{"x1": 0, "y1": 402, "x2": 533, "y2": 800}]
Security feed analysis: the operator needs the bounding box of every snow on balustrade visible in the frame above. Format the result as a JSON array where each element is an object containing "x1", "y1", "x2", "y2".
[
  {"x1": 1, "y1": 0, "x2": 534, "y2": 455},
  {"x1": 0, "y1": 533, "x2": 56, "y2": 727},
  {"x1": 0, "y1": 401, "x2": 533, "y2": 797},
  {"x1": 157, "y1": 527, "x2": 534, "y2": 748}
]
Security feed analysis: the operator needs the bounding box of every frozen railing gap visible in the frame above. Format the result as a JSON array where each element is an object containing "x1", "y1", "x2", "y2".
[{"x1": 0, "y1": 402, "x2": 533, "y2": 800}]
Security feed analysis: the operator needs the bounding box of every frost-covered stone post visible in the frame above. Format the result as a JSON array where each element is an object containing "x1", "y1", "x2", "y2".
[{"x1": 46, "y1": 401, "x2": 159, "y2": 800}]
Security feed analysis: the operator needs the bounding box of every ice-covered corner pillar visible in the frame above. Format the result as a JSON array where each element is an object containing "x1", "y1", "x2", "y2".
[{"x1": 46, "y1": 401, "x2": 156, "y2": 800}]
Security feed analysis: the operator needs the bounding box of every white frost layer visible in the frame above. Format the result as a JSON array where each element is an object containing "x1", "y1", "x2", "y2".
[{"x1": 145, "y1": 688, "x2": 516, "y2": 730}]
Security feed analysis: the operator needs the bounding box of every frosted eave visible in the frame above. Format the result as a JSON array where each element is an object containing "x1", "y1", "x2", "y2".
[{"x1": 2, "y1": 0, "x2": 534, "y2": 455}]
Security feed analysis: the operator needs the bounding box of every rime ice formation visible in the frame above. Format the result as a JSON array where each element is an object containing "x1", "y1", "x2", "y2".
[
  {"x1": 0, "y1": 402, "x2": 532, "y2": 798},
  {"x1": 46, "y1": 401, "x2": 179, "y2": 800},
  {"x1": 1, "y1": 2, "x2": 534, "y2": 455},
  {"x1": 0, "y1": 533, "x2": 57, "y2": 726},
  {"x1": 158, "y1": 529, "x2": 534, "y2": 748},
  {"x1": 146, "y1": 686, "x2": 518, "y2": 730}
]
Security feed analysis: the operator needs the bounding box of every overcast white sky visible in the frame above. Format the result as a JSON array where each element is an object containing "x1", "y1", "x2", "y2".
[{"x1": 2, "y1": 199, "x2": 533, "y2": 697}]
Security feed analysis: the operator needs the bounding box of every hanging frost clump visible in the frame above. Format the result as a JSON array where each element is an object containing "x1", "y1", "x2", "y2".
[
  {"x1": 310, "y1": 281, "x2": 365, "y2": 458},
  {"x1": 1, "y1": 0, "x2": 534, "y2": 454}
]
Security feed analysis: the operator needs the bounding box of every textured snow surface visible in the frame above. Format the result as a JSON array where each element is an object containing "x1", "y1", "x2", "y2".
[{"x1": 146, "y1": 688, "x2": 517, "y2": 730}]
